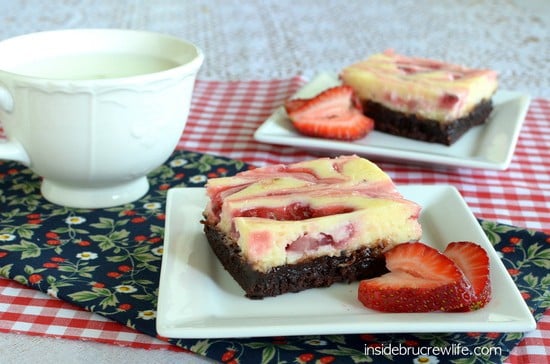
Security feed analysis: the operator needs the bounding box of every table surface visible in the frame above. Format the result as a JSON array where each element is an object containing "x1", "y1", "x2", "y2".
[{"x1": 0, "y1": 1, "x2": 549, "y2": 363}]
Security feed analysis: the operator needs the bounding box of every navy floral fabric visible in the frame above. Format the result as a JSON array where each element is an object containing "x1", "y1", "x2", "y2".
[{"x1": 0, "y1": 150, "x2": 548, "y2": 364}]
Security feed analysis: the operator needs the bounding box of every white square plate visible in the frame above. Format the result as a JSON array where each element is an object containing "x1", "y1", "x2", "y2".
[
  {"x1": 253, "y1": 73, "x2": 531, "y2": 170},
  {"x1": 156, "y1": 186, "x2": 535, "y2": 338}
]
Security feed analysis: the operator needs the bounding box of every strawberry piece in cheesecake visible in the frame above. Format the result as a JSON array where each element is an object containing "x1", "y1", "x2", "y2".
[
  {"x1": 284, "y1": 85, "x2": 374, "y2": 141},
  {"x1": 202, "y1": 155, "x2": 422, "y2": 299},
  {"x1": 340, "y1": 50, "x2": 498, "y2": 145}
]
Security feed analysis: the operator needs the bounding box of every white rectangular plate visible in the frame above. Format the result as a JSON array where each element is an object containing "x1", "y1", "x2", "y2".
[
  {"x1": 253, "y1": 73, "x2": 531, "y2": 170},
  {"x1": 157, "y1": 186, "x2": 536, "y2": 339}
]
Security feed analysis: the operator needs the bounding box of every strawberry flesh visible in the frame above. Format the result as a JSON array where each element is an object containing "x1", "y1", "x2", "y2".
[
  {"x1": 236, "y1": 203, "x2": 355, "y2": 221},
  {"x1": 285, "y1": 86, "x2": 374, "y2": 141},
  {"x1": 444, "y1": 241, "x2": 491, "y2": 311},
  {"x1": 358, "y1": 242, "x2": 474, "y2": 312}
]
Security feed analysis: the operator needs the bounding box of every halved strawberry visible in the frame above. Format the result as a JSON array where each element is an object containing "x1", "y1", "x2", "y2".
[
  {"x1": 284, "y1": 86, "x2": 374, "y2": 141},
  {"x1": 284, "y1": 98, "x2": 309, "y2": 114},
  {"x1": 444, "y1": 241, "x2": 491, "y2": 311},
  {"x1": 358, "y1": 242, "x2": 474, "y2": 312}
]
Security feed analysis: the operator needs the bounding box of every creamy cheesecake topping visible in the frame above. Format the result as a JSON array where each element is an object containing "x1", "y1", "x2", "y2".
[
  {"x1": 204, "y1": 155, "x2": 422, "y2": 272},
  {"x1": 204, "y1": 155, "x2": 397, "y2": 224},
  {"x1": 340, "y1": 50, "x2": 498, "y2": 122},
  {"x1": 232, "y1": 197, "x2": 421, "y2": 271}
]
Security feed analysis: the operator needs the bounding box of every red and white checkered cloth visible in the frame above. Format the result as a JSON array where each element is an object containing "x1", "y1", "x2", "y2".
[{"x1": 1, "y1": 77, "x2": 549, "y2": 363}]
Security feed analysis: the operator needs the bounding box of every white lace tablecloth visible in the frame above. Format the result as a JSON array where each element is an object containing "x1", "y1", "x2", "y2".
[
  {"x1": 1, "y1": 0, "x2": 548, "y2": 98},
  {"x1": 0, "y1": 1, "x2": 548, "y2": 363}
]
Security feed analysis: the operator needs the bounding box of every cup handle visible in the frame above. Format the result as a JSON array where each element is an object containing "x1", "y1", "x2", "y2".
[
  {"x1": 0, "y1": 85, "x2": 31, "y2": 165},
  {"x1": 0, "y1": 140, "x2": 30, "y2": 165}
]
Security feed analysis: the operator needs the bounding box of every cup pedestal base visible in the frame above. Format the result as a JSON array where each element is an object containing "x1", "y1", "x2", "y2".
[{"x1": 41, "y1": 177, "x2": 149, "y2": 208}]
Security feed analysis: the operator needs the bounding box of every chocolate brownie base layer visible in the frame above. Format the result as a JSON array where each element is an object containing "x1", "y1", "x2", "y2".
[
  {"x1": 203, "y1": 223, "x2": 388, "y2": 299},
  {"x1": 362, "y1": 99, "x2": 493, "y2": 145}
]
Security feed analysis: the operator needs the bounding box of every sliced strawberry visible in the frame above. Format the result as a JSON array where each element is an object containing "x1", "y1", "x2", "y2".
[
  {"x1": 284, "y1": 98, "x2": 309, "y2": 114},
  {"x1": 358, "y1": 242, "x2": 474, "y2": 312},
  {"x1": 444, "y1": 241, "x2": 491, "y2": 311},
  {"x1": 284, "y1": 86, "x2": 374, "y2": 141},
  {"x1": 285, "y1": 86, "x2": 359, "y2": 119},
  {"x1": 291, "y1": 112, "x2": 373, "y2": 141}
]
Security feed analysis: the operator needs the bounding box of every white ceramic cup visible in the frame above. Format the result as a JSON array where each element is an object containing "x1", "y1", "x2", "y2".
[{"x1": 0, "y1": 29, "x2": 203, "y2": 208}]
